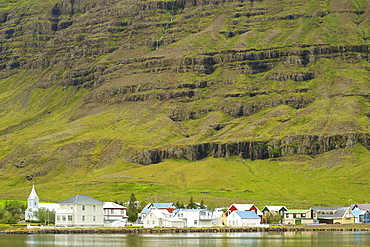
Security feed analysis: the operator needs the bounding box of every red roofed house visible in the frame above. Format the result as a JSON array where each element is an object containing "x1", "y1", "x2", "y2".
[{"x1": 226, "y1": 204, "x2": 263, "y2": 222}]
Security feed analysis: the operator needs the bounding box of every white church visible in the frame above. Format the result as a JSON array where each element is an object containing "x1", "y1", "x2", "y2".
[
  {"x1": 25, "y1": 184, "x2": 59, "y2": 221},
  {"x1": 25, "y1": 184, "x2": 127, "y2": 227}
]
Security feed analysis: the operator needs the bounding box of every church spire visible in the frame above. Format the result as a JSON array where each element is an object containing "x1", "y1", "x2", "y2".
[{"x1": 28, "y1": 182, "x2": 39, "y2": 200}]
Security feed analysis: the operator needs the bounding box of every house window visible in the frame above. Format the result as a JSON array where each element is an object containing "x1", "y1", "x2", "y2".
[
  {"x1": 82, "y1": 205, "x2": 85, "y2": 211},
  {"x1": 93, "y1": 205, "x2": 96, "y2": 211},
  {"x1": 93, "y1": 215, "x2": 96, "y2": 221},
  {"x1": 62, "y1": 215, "x2": 66, "y2": 221},
  {"x1": 194, "y1": 220, "x2": 197, "y2": 225},
  {"x1": 68, "y1": 215, "x2": 72, "y2": 221},
  {"x1": 34, "y1": 202, "x2": 37, "y2": 206},
  {"x1": 82, "y1": 215, "x2": 85, "y2": 221},
  {"x1": 285, "y1": 214, "x2": 289, "y2": 218},
  {"x1": 71, "y1": 206, "x2": 73, "y2": 210},
  {"x1": 57, "y1": 215, "x2": 60, "y2": 221},
  {"x1": 301, "y1": 214, "x2": 305, "y2": 217},
  {"x1": 111, "y1": 209, "x2": 114, "y2": 214},
  {"x1": 293, "y1": 214, "x2": 296, "y2": 218},
  {"x1": 147, "y1": 220, "x2": 150, "y2": 224},
  {"x1": 153, "y1": 220, "x2": 155, "y2": 224}
]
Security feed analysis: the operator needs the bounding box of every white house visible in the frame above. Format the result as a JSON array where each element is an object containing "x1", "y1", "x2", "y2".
[
  {"x1": 227, "y1": 211, "x2": 261, "y2": 227},
  {"x1": 103, "y1": 202, "x2": 128, "y2": 222},
  {"x1": 138, "y1": 203, "x2": 178, "y2": 223},
  {"x1": 226, "y1": 204, "x2": 263, "y2": 221},
  {"x1": 55, "y1": 194, "x2": 104, "y2": 227},
  {"x1": 25, "y1": 184, "x2": 59, "y2": 221},
  {"x1": 143, "y1": 209, "x2": 184, "y2": 228},
  {"x1": 174, "y1": 209, "x2": 215, "y2": 227}
]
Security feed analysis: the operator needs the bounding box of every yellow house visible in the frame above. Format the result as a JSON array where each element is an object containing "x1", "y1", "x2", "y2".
[
  {"x1": 213, "y1": 207, "x2": 227, "y2": 226},
  {"x1": 311, "y1": 207, "x2": 354, "y2": 224}
]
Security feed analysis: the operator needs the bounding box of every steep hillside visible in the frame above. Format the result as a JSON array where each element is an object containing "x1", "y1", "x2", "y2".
[{"x1": 0, "y1": 0, "x2": 369, "y2": 204}]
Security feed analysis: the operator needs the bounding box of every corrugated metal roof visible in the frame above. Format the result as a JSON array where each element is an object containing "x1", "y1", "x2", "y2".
[
  {"x1": 285, "y1": 209, "x2": 310, "y2": 214},
  {"x1": 140, "y1": 203, "x2": 176, "y2": 214},
  {"x1": 311, "y1": 207, "x2": 351, "y2": 218},
  {"x1": 59, "y1": 194, "x2": 103, "y2": 204},
  {"x1": 103, "y1": 202, "x2": 126, "y2": 209},
  {"x1": 234, "y1": 211, "x2": 260, "y2": 219}
]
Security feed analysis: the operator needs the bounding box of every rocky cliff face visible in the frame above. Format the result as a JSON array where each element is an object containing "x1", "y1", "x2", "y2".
[{"x1": 0, "y1": 0, "x2": 369, "y2": 175}]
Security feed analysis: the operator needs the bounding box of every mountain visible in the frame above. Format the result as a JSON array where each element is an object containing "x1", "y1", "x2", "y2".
[{"x1": 0, "y1": 0, "x2": 369, "y2": 206}]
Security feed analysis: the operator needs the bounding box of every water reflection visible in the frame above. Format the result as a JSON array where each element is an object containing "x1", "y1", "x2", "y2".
[{"x1": 1, "y1": 231, "x2": 369, "y2": 247}]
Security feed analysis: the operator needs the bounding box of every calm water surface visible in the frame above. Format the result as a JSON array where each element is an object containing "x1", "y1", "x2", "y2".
[{"x1": 1, "y1": 232, "x2": 370, "y2": 247}]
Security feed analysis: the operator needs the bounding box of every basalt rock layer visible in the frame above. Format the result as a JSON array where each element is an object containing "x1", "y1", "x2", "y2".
[{"x1": 0, "y1": 0, "x2": 370, "y2": 178}]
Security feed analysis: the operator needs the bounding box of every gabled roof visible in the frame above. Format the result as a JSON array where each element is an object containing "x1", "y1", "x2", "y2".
[
  {"x1": 59, "y1": 194, "x2": 103, "y2": 204},
  {"x1": 28, "y1": 184, "x2": 39, "y2": 200},
  {"x1": 351, "y1": 204, "x2": 370, "y2": 211},
  {"x1": 228, "y1": 204, "x2": 262, "y2": 215},
  {"x1": 103, "y1": 202, "x2": 126, "y2": 209},
  {"x1": 311, "y1": 207, "x2": 352, "y2": 219},
  {"x1": 262, "y1": 206, "x2": 288, "y2": 212},
  {"x1": 230, "y1": 204, "x2": 255, "y2": 211},
  {"x1": 144, "y1": 209, "x2": 174, "y2": 220},
  {"x1": 140, "y1": 203, "x2": 176, "y2": 214},
  {"x1": 233, "y1": 211, "x2": 260, "y2": 219}
]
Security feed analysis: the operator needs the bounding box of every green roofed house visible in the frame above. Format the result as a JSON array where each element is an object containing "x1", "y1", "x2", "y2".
[{"x1": 284, "y1": 209, "x2": 314, "y2": 225}]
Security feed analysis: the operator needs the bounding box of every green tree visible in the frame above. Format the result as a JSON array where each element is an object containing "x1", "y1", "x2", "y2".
[
  {"x1": 188, "y1": 196, "x2": 197, "y2": 209},
  {"x1": 34, "y1": 208, "x2": 55, "y2": 225},
  {"x1": 265, "y1": 212, "x2": 283, "y2": 224},
  {"x1": 127, "y1": 193, "x2": 138, "y2": 222},
  {"x1": 0, "y1": 200, "x2": 26, "y2": 224}
]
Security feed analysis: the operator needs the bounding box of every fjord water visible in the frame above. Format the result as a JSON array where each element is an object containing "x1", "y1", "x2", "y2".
[{"x1": 1, "y1": 232, "x2": 370, "y2": 247}]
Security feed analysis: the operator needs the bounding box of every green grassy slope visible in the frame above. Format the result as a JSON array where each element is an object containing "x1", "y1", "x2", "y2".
[{"x1": 0, "y1": 0, "x2": 369, "y2": 207}]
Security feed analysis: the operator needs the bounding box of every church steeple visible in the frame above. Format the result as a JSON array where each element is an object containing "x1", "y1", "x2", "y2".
[
  {"x1": 27, "y1": 183, "x2": 39, "y2": 209},
  {"x1": 28, "y1": 183, "x2": 39, "y2": 200}
]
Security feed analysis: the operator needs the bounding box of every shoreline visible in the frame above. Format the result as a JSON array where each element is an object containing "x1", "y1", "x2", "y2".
[{"x1": 2, "y1": 225, "x2": 370, "y2": 234}]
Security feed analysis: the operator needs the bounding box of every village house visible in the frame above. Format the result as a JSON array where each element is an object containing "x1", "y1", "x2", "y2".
[
  {"x1": 174, "y1": 209, "x2": 215, "y2": 227},
  {"x1": 103, "y1": 202, "x2": 128, "y2": 225},
  {"x1": 25, "y1": 184, "x2": 59, "y2": 221},
  {"x1": 143, "y1": 209, "x2": 184, "y2": 228},
  {"x1": 213, "y1": 207, "x2": 227, "y2": 226},
  {"x1": 55, "y1": 194, "x2": 104, "y2": 227},
  {"x1": 351, "y1": 204, "x2": 370, "y2": 223},
  {"x1": 261, "y1": 206, "x2": 288, "y2": 223},
  {"x1": 359, "y1": 210, "x2": 370, "y2": 223},
  {"x1": 352, "y1": 209, "x2": 370, "y2": 223},
  {"x1": 226, "y1": 204, "x2": 263, "y2": 221},
  {"x1": 138, "y1": 203, "x2": 178, "y2": 223},
  {"x1": 227, "y1": 211, "x2": 261, "y2": 227},
  {"x1": 311, "y1": 207, "x2": 354, "y2": 224},
  {"x1": 262, "y1": 206, "x2": 288, "y2": 216},
  {"x1": 284, "y1": 209, "x2": 314, "y2": 225}
]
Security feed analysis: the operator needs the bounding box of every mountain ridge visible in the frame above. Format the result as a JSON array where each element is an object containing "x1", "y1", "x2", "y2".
[{"x1": 0, "y1": 0, "x2": 370, "y2": 204}]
